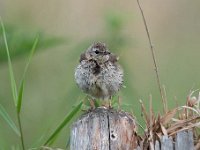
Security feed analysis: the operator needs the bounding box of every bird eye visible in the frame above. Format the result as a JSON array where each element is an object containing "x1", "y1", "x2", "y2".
[{"x1": 95, "y1": 50, "x2": 99, "y2": 54}]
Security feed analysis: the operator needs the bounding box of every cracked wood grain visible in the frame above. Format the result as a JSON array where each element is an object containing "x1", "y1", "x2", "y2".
[{"x1": 70, "y1": 107, "x2": 137, "y2": 150}]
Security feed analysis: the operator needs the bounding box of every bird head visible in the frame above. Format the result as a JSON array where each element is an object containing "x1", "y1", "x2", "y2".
[{"x1": 86, "y1": 42, "x2": 111, "y2": 64}]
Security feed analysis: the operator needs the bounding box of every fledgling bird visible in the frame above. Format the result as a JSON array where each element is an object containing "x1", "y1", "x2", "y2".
[{"x1": 74, "y1": 42, "x2": 123, "y2": 103}]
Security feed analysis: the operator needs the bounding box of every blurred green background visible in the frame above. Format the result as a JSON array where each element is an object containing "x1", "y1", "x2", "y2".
[{"x1": 1, "y1": 0, "x2": 200, "y2": 149}]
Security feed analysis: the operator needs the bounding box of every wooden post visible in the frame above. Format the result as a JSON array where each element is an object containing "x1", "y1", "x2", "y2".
[
  {"x1": 70, "y1": 107, "x2": 137, "y2": 150},
  {"x1": 160, "y1": 135, "x2": 173, "y2": 150},
  {"x1": 175, "y1": 130, "x2": 194, "y2": 150}
]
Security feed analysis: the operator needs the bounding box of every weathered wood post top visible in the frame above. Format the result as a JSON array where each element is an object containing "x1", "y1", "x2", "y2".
[{"x1": 70, "y1": 107, "x2": 138, "y2": 150}]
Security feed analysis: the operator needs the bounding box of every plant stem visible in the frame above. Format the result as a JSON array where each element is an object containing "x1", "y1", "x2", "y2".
[
  {"x1": 17, "y1": 113, "x2": 25, "y2": 150},
  {"x1": 136, "y1": 0, "x2": 166, "y2": 112}
]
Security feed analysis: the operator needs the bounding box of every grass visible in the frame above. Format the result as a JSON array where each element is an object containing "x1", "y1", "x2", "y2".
[
  {"x1": 0, "y1": 23, "x2": 65, "y2": 63},
  {"x1": 0, "y1": 18, "x2": 82, "y2": 149},
  {"x1": 1, "y1": 17, "x2": 39, "y2": 150},
  {"x1": 0, "y1": 104, "x2": 20, "y2": 136},
  {"x1": 43, "y1": 101, "x2": 83, "y2": 146},
  {"x1": 136, "y1": 89, "x2": 200, "y2": 149}
]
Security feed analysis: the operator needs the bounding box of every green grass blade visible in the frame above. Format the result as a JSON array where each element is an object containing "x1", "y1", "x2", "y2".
[
  {"x1": 0, "y1": 17, "x2": 18, "y2": 106},
  {"x1": 17, "y1": 36, "x2": 39, "y2": 114},
  {"x1": 0, "y1": 104, "x2": 20, "y2": 136},
  {"x1": 17, "y1": 80, "x2": 24, "y2": 114},
  {"x1": 21, "y1": 35, "x2": 39, "y2": 80},
  {"x1": 48, "y1": 134, "x2": 59, "y2": 146},
  {"x1": 44, "y1": 101, "x2": 83, "y2": 146}
]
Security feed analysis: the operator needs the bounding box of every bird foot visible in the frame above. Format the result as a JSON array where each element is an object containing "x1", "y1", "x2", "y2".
[{"x1": 101, "y1": 100, "x2": 112, "y2": 109}]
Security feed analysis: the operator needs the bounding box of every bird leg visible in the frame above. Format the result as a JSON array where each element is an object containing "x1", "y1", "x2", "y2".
[
  {"x1": 89, "y1": 99, "x2": 95, "y2": 110},
  {"x1": 108, "y1": 96, "x2": 113, "y2": 108},
  {"x1": 108, "y1": 99, "x2": 112, "y2": 108},
  {"x1": 118, "y1": 96, "x2": 122, "y2": 111},
  {"x1": 101, "y1": 100, "x2": 109, "y2": 108},
  {"x1": 101, "y1": 99, "x2": 112, "y2": 108}
]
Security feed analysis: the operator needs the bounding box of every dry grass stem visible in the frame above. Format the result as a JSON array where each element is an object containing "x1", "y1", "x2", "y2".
[
  {"x1": 136, "y1": 0, "x2": 165, "y2": 112},
  {"x1": 137, "y1": 90, "x2": 200, "y2": 148}
]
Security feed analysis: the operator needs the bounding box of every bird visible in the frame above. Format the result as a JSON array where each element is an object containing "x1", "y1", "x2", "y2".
[{"x1": 74, "y1": 42, "x2": 123, "y2": 106}]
